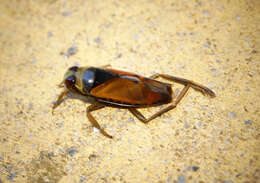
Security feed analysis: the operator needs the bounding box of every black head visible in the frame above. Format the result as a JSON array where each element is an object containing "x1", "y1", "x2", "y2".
[{"x1": 64, "y1": 66, "x2": 79, "y2": 91}]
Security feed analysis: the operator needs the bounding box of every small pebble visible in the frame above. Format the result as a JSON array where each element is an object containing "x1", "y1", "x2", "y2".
[
  {"x1": 191, "y1": 166, "x2": 199, "y2": 171},
  {"x1": 177, "y1": 175, "x2": 185, "y2": 183},
  {"x1": 93, "y1": 127, "x2": 100, "y2": 133},
  {"x1": 28, "y1": 103, "x2": 33, "y2": 109},
  {"x1": 197, "y1": 121, "x2": 203, "y2": 127},
  {"x1": 177, "y1": 45, "x2": 183, "y2": 51},
  {"x1": 116, "y1": 53, "x2": 122, "y2": 59},
  {"x1": 47, "y1": 31, "x2": 53, "y2": 37},
  {"x1": 66, "y1": 46, "x2": 78, "y2": 57},
  {"x1": 88, "y1": 154, "x2": 97, "y2": 161},
  {"x1": 1, "y1": 87, "x2": 7, "y2": 94},
  {"x1": 154, "y1": 57, "x2": 159, "y2": 62},
  {"x1": 57, "y1": 122, "x2": 64, "y2": 127},
  {"x1": 167, "y1": 176, "x2": 172, "y2": 183},
  {"x1": 223, "y1": 180, "x2": 233, "y2": 183},
  {"x1": 79, "y1": 175, "x2": 86, "y2": 183},
  {"x1": 62, "y1": 11, "x2": 71, "y2": 17},
  {"x1": 67, "y1": 147, "x2": 78, "y2": 157},
  {"x1": 94, "y1": 37, "x2": 101, "y2": 44},
  {"x1": 203, "y1": 10, "x2": 210, "y2": 17},
  {"x1": 127, "y1": 117, "x2": 135, "y2": 123},
  {"x1": 204, "y1": 42, "x2": 210, "y2": 49},
  {"x1": 229, "y1": 112, "x2": 236, "y2": 118},
  {"x1": 164, "y1": 119, "x2": 172, "y2": 124},
  {"x1": 244, "y1": 120, "x2": 252, "y2": 125},
  {"x1": 7, "y1": 173, "x2": 17, "y2": 181},
  {"x1": 235, "y1": 15, "x2": 241, "y2": 20},
  {"x1": 133, "y1": 33, "x2": 139, "y2": 40},
  {"x1": 7, "y1": 166, "x2": 13, "y2": 171},
  {"x1": 48, "y1": 152, "x2": 55, "y2": 157},
  {"x1": 105, "y1": 23, "x2": 112, "y2": 28},
  {"x1": 31, "y1": 58, "x2": 37, "y2": 63},
  {"x1": 183, "y1": 121, "x2": 190, "y2": 129},
  {"x1": 211, "y1": 68, "x2": 217, "y2": 73}
]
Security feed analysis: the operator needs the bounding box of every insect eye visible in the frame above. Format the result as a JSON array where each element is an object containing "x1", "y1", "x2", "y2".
[
  {"x1": 69, "y1": 66, "x2": 78, "y2": 72},
  {"x1": 65, "y1": 75, "x2": 76, "y2": 89}
]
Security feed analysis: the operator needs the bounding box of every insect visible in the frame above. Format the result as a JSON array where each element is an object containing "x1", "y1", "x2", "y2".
[{"x1": 52, "y1": 65, "x2": 216, "y2": 138}]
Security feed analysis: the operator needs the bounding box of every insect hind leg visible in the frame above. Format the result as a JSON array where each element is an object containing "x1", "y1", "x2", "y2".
[
  {"x1": 129, "y1": 84, "x2": 190, "y2": 123},
  {"x1": 150, "y1": 74, "x2": 216, "y2": 97},
  {"x1": 129, "y1": 105, "x2": 176, "y2": 123},
  {"x1": 131, "y1": 71, "x2": 216, "y2": 123}
]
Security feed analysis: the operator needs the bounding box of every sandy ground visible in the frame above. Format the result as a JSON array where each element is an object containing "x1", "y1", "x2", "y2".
[{"x1": 0, "y1": 0, "x2": 259, "y2": 182}]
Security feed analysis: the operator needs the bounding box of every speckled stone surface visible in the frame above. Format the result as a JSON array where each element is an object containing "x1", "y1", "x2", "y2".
[{"x1": 0, "y1": 0, "x2": 259, "y2": 182}]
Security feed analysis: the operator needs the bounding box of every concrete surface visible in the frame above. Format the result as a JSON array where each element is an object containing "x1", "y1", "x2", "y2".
[{"x1": 0, "y1": 0, "x2": 259, "y2": 182}]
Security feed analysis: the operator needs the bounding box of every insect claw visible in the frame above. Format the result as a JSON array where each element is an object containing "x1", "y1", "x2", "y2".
[
  {"x1": 57, "y1": 81, "x2": 64, "y2": 88},
  {"x1": 52, "y1": 104, "x2": 57, "y2": 115}
]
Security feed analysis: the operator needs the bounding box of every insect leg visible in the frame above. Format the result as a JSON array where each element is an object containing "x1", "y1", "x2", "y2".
[
  {"x1": 57, "y1": 80, "x2": 65, "y2": 88},
  {"x1": 129, "y1": 105, "x2": 176, "y2": 123},
  {"x1": 86, "y1": 104, "x2": 113, "y2": 138},
  {"x1": 150, "y1": 74, "x2": 216, "y2": 97},
  {"x1": 149, "y1": 73, "x2": 160, "y2": 79},
  {"x1": 52, "y1": 90, "x2": 69, "y2": 114},
  {"x1": 130, "y1": 84, "x2": 191, "y2": 123},
  {"x1": 100, "y1": 64, "x2": 111, "y2": 69}
]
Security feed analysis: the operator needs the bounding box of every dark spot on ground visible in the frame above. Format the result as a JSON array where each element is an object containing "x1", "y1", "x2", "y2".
[{"x1": 66, "y1": 46, "x2": 78, "y2": 57}]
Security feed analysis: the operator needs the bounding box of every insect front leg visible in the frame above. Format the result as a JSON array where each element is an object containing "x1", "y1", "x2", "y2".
[
  {"x1": 86, "y1": 104, "x2": 113, "y2": 138},
  {"x1": 57, "y1": 80, "x2": 65, "y2": 88},
  {"x1": 52, "y1": 90, "x2": 69, "y2": 114}
]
